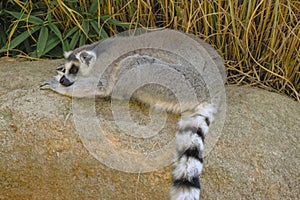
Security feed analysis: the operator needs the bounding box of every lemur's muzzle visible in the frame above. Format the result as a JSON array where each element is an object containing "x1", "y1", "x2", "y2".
[{"x1": 59, "y1": 75, "x2": 74, "y2": 87}]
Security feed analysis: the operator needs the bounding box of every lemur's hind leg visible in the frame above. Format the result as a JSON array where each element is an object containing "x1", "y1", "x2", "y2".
[{"x1": 170, "y1": 103, "x2": 215, "y2": 200}]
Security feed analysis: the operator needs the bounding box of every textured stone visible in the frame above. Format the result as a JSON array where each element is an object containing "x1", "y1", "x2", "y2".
[{"x1": 0, "y1": 60, "x2": 299, "y2": 199}]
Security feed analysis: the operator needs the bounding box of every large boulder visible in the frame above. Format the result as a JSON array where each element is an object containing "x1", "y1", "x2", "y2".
[{"x1": 0, "y1": 60, "x2": 299, "y2": 199}]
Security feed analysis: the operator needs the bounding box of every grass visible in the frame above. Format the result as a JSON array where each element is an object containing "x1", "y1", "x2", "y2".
[{"x1": 0, "y1": 0, "x2": 299, "y2": 102}]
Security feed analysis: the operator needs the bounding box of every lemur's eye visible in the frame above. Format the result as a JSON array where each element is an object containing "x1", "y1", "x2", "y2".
[
  {"x1": 56, "y1": 66, "x2": 66, "y2": 73},
  {"x1": 69, "y1": 64, "x2": 79, "y2": 75}
]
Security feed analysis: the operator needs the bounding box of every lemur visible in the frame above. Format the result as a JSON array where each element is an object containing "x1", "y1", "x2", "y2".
[{"x1": 40, "y1": 29, "x2": 226, "y2": 200}]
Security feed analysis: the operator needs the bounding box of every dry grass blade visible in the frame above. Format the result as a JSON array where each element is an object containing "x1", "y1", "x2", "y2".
[{"x1": 5, "y1": 0, "x2": 300, "y2": 102}]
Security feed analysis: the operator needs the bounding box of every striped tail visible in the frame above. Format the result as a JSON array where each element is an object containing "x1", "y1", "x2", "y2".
[{"x1": 170, "y1": 103, "x2": 215, "y2": 200}]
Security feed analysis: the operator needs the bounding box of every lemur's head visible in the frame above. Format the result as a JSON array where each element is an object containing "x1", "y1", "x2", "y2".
[
  {"x1": 40, "y1": 49, "x2": 98, "y2": 97},
  {"x1": 59, "y1": 50, "x2": 97, "y2": 86}
]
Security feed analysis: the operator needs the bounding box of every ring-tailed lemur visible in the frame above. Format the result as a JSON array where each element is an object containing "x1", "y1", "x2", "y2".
[{"x1": 40, "y1": 29, "x2": 226, "y2": 200}]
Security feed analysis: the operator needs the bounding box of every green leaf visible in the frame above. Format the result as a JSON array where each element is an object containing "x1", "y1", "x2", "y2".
[
  {"x1": 89, "y1": 0, "x2": 99, "y2": 15},
  {"x1": 43, "y1": 35, "x2": 61, "y2": 55},
  {"x1": 62, "y1": 40, "x2": 70, "y2": 52},
  {"x1": 47, "y1": 6, "x2": 52, "y2": 23},
  {"x1": 48, "y1": 20, "x2": 65, "y2": 52},
  {"x1": 100, "y1": 28, "x2": 108, "y2": 39},
  {"x1": 106, "y1": 19, "x2": 134, "y2": 28},
  {"x1": 49, "y1": 1, "x2": 58, "y2": 6},
  {"x1": 79, "y1": 33, "x2": 86, "y2": 46},
  {"x1": 90, "y1": 20, "x2": 100, "y2": 33},
  {"x1": 2, "y1": 26, "x2": 40, "y2": 51},
  {"x1": 5, "y1": 10, "x2": 24, "y2": 20},
  {"x1": 23, "y1": 38, "x2": 32, "y2": 53},
  {"x1": 28, "y1": 15, "x2": 44, "y2": 25},
  {"x1": 64, "y1": 26, "x2": 80, "y2": 39},
  {"x1": 31, "y1": 50, "x2": 37, "y2": 58},
  {"x1": 5, "y1": 10, "x2": 44, "y2": 24},
  {"x1": 37, "y1": 26, "x2": 49, "y2": 58},
  {"x1": 82, "y1": 20, "x2": 90, "y2": 35},
  {"x1": 48, "y1": 22, "x2": 62, "y2": 40},
  {"x1": 90, "y1": 20, "x2": 108, "y2": 39},
  {"x1": 0, "y1": 30, "x2": 6, "y2": 46},
  {"x1": 70, "y1": 31, "x2": 80, "y2": 49},
  {"x1": 100, "y1": 14, "x2": 112, "y2": 21}
]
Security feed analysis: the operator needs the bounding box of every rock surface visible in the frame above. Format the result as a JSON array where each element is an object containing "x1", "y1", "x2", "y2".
[{"x1": 0, "y1": 60, "x2": 299, "y2": 199}]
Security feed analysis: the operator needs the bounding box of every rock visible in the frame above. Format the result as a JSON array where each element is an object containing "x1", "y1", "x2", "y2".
[
  {"x1": 0, "y1": 60, "x2": 299, "y2": 199},
  {"x1": 203, "y1": 85, "x2": 300, "y2": 199}
]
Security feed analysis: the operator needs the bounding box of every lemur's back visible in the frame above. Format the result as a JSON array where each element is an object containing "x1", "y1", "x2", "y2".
[{"x1": 89, "y1": 30, "x2": 226, "y2": 113}]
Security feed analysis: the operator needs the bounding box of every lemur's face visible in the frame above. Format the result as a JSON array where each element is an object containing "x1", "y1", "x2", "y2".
[
  {"x1": 59, "y1": 50, "x2": 97, "y2": 86},
  {"x1": 40, "y1": 50, "x2": 97, "y2": 97}
]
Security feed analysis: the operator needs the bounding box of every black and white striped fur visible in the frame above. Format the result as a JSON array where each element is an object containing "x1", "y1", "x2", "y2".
[{"x1": 170, "y1": 103, "x2": 215, "y2": 200}]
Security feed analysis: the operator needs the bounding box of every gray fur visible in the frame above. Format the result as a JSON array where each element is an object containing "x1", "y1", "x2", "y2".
[{"x1": 41, "y1": 29, "x2": 226, "y2": 113}]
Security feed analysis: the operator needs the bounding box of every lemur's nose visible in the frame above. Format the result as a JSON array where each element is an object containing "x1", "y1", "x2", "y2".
[{"x1": 59, "y1": 75, "x2": 74, "y2": 87}]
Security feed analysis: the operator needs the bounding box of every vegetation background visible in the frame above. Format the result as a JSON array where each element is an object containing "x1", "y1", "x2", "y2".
[{"x1": 0, "y1": 0, "x2": 299, "y2": 102}]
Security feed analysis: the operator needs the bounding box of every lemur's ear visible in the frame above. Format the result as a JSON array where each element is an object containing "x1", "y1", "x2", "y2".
[
  {"x1": 78, "y1": 51, "x2": 96, "y2": 66},
  {"x1": 64, "y1": 51, "x2": 73, "y2": 59}
]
